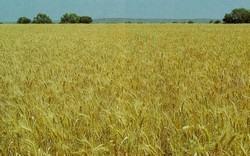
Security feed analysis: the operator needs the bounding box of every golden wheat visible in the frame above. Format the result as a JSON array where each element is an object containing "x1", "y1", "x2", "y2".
[{"x1": 0, "y1": 24, "x2": 250, "y2": 155}]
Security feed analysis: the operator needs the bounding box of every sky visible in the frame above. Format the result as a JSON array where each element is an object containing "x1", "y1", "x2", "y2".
[{"x1": 0, "y1": 0, "x2": 250, "y2": 22}]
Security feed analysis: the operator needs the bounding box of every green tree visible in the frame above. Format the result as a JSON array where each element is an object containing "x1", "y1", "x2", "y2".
[
  {"x1": 17, "y1": 17, "x2": 31, "y2": 24},
  {"x1": 32, "y1": 13, "x2": 52, "y2": 24},
  {"x1": 187, "y1": 20, "x2": 194, "y2": 24},
  {"x1": 223, "y1": 8, "x2": 250, "y2": 23},
  {"x1": 223, "y1": 14, "x2": 234, "y2": 23},
  {"x1": 60, "y1": 13, "x2": 80, "y2": 23},
  {"x1": 214, "y1": 20, "x2": 221, "y2": 24},
  {"x1": 79, "y1": 16, "x2": 93, "y2": 24}
]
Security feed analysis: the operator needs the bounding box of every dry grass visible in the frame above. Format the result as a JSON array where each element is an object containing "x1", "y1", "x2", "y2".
[{"x1": 0, "y1": 24, "x2": 250, "y2": 155}]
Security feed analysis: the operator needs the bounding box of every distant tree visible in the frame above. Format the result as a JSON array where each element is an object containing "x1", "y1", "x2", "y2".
[
  {"x1": 223, "y1": 14, "x2": 234, "y2": 23},
  {"x1": 187, "y1": 20, "x2": 194, "y2": 24},
  {"x1": 209, "y1": 20, "x2": 214, "y2": 23},
  {"x1": 172, "y1": 21, "x2": 178, "y2": 23},
  {"x1": 79, "y1": 16, "x2": 93, "y2": 24},
  {"x1": 32, "y1": 13, "x2": 52, "y2": 24},
  {"x1": 214, "y1": 20, "x2": 221, "y2": 24},
  {"x1": 60, "y1": 13, "x2": 80, "y2": 23},
  {"x1": 17, "y1": 17, "x2": 31, "y2": 24},
  {"x1": 223, "y1": 8, "x2": 250, "y2": 23}
]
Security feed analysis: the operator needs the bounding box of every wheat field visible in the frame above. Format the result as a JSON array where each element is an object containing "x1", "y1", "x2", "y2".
[{"x1": 0, "y1": 24, "x2": 250, "y2": 155}]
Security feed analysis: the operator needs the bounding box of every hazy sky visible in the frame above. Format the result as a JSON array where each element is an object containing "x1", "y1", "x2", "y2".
[{"x1": 1, "y1": 0, "x2": 250, "y2": 22}]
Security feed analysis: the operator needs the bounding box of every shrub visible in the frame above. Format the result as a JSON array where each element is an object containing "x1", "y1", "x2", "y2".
[
  {"x1": 17, "y1": 17, "x2": 31, "y2": 24},
  {"x1": 79, "y1": 16, "x2": 93, "y2": 24},
  {"x1": 214, "y1": 20, "x2": 221, "y2": 24}
]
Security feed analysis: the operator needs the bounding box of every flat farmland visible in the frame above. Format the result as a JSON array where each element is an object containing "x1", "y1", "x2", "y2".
[{"x1": 0, "y1": 24, "x2": 250, "y2": 155}]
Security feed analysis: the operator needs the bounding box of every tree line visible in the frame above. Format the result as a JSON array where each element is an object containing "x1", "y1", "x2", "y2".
[
  {"x1": 16, "y1": 8, "x2": 250, "y2": 24},
  {"x1": 178, "y1": 8, "x2": 250, "y2": 24},
  {"x1": 17, "y1": 13, "x2": 93, "y2": 24}
]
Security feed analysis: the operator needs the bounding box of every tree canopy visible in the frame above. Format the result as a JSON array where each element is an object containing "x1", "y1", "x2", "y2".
[
  {"x1": 32, "y1": 13, "x2": 52, "y2": 24},
  {"x1": 79, "y1": 16, "x2": 93, "y2": 24},
  {"x1": 60, "y1": 13, "x2": 93, "y2": 24},
  {"x1": 223, "y1": 8, "x2": 250, "y2": 23},
  {"x1": 17, "y1": 17, "x2": 31, "y2": 24},
  {"x1": 60, "y1": 13, "x2": 80, "y2": 23}
]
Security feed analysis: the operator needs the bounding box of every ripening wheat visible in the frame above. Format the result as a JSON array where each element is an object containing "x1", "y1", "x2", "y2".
[{"x1": 0, "y1": 24, "x2": 250, "y2": 155}]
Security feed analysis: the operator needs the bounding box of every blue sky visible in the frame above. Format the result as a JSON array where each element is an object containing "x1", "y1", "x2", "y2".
[{"x1": 0, "y1": 0, "x2": 250, "y2": 22}]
